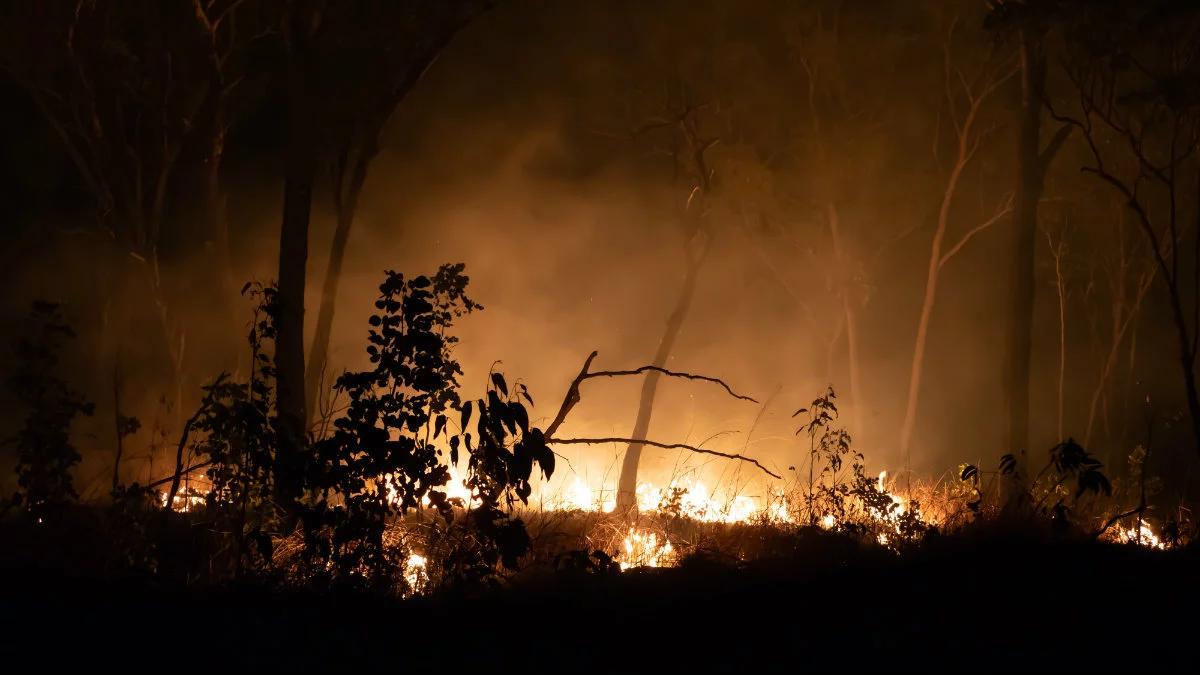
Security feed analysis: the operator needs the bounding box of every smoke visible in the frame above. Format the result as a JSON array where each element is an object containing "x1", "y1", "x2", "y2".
[{"x1": 1, "y1": 0, "x2": 1192, "y2": 500}]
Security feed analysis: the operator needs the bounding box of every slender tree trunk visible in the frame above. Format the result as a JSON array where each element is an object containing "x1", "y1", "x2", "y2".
[
  {"x1": 305, "y1": 156, "x2": 370, "y2": 420},
  {"x1": 1047, "y1": 230, "x2": 1067, "y2": 442},
  {"x1": 111, "y1": 355, "x2": 123, "y2": 494},
  {"x1": 614, "y1": 246, "x2": 708, "y2": 512},
  {"x1": 1084, "y1": 271, "x2": 1153, "y2": 449},
  {"x1": 897, "y1": 135, "x2": 970, "y2": 470},
  {"x1": 827, "y1": 202, "x2": 862, "y2": 441},
  {"x1": 1165, "y1": 287, "x2": 1200, "y2": 456},
  {"x1": 274, "y1": 68, "x2": 315, "y2": 511},
  {"x1": 1001, "y1": 33, "x2": 1045, "y2": 457}
]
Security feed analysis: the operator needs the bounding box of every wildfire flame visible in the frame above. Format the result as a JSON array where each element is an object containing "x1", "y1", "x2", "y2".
[
  {"x1": 159, "y1": 487, "x2": 207, "y2": 512},
  {"x1": 404, "y1": 553, "x2": 428, "y2": 591},
  {"x1": 1115, "y1": 522, "x2": 1167, "y2": 550},
  {"x1": 618, "y1": 527, "x2": 674, "y2": 571}
]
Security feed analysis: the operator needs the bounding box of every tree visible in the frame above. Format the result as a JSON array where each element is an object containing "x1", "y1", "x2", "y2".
[
  {"x1": 613, "y1": 100, "x2": 717, "y2": 513},
  {"x1": 304, "y1": 0, "x2": 490, "y2": 421},
  {"x1": 1049, "y1": 1, "x2": 1200, "y2": 456},
  {"x1": 987, "y1": 0, "x2": 1074, "y2": 458},
  {"x1": 0, "y1": 1, "x2": 260, "y2": 421},
  {"x1": 271, "y1": 1, "x2": 487, "y2": 510},
  {"x1": 1, "y1": 2, "x2": 267, "y2": 507},
  {"x1": 897, "y1": 15, "x2": 1016, "y2": 470}
]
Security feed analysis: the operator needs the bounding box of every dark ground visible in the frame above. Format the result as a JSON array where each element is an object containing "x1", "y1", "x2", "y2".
[{"x1": 1, "y1": 529, "x2": 1194, "y2": 673}]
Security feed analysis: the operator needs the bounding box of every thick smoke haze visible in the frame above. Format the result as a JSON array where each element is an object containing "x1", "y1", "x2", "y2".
[{"x1": 0, "y1": 0, "x2": 1193, "y2": 501}]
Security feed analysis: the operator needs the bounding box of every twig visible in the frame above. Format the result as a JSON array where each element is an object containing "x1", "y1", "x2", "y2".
[
  {"x1": 147, "y1": 459, "x2": 213, "y2": 491},
  {"x1": 164, "y1": 374, "x2": 226, "y2": 508}
]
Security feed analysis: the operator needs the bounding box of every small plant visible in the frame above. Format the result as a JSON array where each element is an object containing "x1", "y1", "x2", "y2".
[
  {"x1": 790, "y1": 387, "x2": 932, "y2": 547},
  {"x1": 960, "y1": 438, "x2": 1113, "y2": 533},
  {"x1": 793, "y1": 387, "x2": 855, "y2": 526}
]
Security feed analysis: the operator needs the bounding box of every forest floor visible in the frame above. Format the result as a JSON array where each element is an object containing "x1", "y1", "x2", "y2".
[{"x1": 1, "y1": 528, "x2": 1194, "y2": 673}]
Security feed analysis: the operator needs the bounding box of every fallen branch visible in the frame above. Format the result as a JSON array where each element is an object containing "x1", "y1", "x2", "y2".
[
  {"x1": 549, "y1": 437, "x2": 781, "y2": 479},
  {"x1": 1091, "y1": 501, "x2": 1145, "y2": 541}
]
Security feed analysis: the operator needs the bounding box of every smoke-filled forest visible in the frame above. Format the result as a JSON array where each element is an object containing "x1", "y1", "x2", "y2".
[{"x1": 1, "y1": 0, "x2": 1198, "y2": 671}]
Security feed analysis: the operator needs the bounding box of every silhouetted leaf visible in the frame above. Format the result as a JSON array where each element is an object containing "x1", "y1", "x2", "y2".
[
  {"x1": 461, "y1": 400, "x2": 473, "y2": 431},
  {"x1": 491, "y1": 372, "x2": 508, "y2": 397}
]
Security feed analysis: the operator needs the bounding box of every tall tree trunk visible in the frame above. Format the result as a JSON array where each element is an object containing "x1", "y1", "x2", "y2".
[
  {"x1": 274, "y1": 69, "x2": 315, "y2": 511},
  {"x1": 614, "y1": 246, "x2": 707, "y2": 512},
  {"x1": 1001, "y1": 32, "x2": 1046, "y2": 457}
]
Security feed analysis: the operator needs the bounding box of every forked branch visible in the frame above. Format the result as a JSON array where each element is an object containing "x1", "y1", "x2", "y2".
[{"x1": 543, "y1": 351, "x2": 773, "y2": 478}]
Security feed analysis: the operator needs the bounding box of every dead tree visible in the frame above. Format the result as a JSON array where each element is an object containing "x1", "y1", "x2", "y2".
[
  {"x1": 613, "y1": 102, "x2": 718, "y2": 513},
  {"x1": 897, "y1": 17, "x2": 1016, "y2": 470},
  {"x1": 1050, "y1": 3, "x2": 1200, "y2": 456},
  {"x1": 1083, "y1": 203, "x2": 1157, "y2": 450},
  {"x1": 0, "y1": 0, "x2": 259, "y2": 438}
]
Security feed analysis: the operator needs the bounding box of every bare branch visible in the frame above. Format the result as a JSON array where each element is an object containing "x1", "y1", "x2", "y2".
[
  {"x1": 544, "y1": 350, "x2": 757, "y2": 441},
  {"x1": 1039, "y1": 123, "x2": 1074, "y2": 172},
  {"x1": 583, "y1": 366, "x2": 757, "y2": 403},
  {"x1": 549, "y1": 437, "x2": 781, "y2": 479},
  {"x1": 939, "y1": 195, "x2": 1014, "y2": 269},
  {"x1": 543, "y1": 351, "x2": 598, "y2": 440}
]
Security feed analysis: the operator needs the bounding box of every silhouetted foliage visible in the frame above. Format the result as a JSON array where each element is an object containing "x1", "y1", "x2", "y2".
[
  {"x1": 293, "y1": 263, "x2": 552, "y2": 589},
  {"x1": 7, "y1": 302, "x2": 93, "y2": 516},
  {"x1": 961, "y1": 437, "x2": 1113, "y2": 530},
  {"x1": 190, "y1": 283, "x2": 283, "y2": 573}
]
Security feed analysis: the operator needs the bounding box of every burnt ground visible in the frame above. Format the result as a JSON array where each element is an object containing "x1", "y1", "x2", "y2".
[{"x1": 0, "y1": 531, "x2": 1195, "y2": 673}]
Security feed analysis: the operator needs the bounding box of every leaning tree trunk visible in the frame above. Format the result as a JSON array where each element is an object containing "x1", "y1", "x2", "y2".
[
  {"x1": 274, "y1": 72, "x2": 316, "y2": 512},
  {"x1": 614, "y1": 248, "x2": 707, "y2": 513},
  {"x1": 1001, "y1": 32, "x2": 1045, "y2": 459},
  {"x1": 305, "y1": 153, "x2": 370, "y2": 420},
  {"x1": 897, "y1": 129, "x2": 972, "y2": 470}
]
